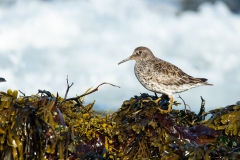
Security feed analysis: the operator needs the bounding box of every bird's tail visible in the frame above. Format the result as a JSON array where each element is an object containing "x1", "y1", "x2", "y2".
[{"x1": 199, "y1": 78, "x2": 213, "y2": 86}]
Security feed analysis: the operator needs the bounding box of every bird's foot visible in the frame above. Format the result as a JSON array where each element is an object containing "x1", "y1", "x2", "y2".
[
  {"x1": 153, "y1": 94, "x2": 168, "y2": 103},
  {"x1": 157, "y1": 104, "x2": 172, "y2": 114},
  {"x1": 153, "y1": 97, "x2": 161, "y2": 104},
  {"x1": 155, "y1": 95, "x2": 173, "y2": 114}
]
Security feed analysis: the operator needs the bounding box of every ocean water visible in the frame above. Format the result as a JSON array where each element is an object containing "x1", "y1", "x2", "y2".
[{"x1": 0, "y1": 0, "x2": 239, "y2": 113}]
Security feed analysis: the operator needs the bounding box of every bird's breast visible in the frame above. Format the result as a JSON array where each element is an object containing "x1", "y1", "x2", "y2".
[{"x1": 134, "y1": 62, "x2": 155, "y2": 87}]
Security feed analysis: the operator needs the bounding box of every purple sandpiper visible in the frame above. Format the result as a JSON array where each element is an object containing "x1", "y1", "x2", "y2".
[{"x1": 118, "y1": 46, "x2": 212, "y2": 113}]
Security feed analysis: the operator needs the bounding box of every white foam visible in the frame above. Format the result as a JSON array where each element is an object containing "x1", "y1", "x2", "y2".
[{"x1": 0, "y1": 0, "x2": 239, "y2": 112}]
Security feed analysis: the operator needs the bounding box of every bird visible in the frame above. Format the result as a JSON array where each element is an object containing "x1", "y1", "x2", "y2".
[
  {"x1": 118, "y1": 46, "x2": 212, "y2": 113},
  {"x1": 0, "y1": 77, "x2": 6, "y2": 82}
]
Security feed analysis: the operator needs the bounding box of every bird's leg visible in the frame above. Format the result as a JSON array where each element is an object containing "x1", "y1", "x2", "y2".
[
  {"x1": 167, "y1": 95, "x2": 173, "y2": 113},
  {"x1": 153, "y1": 94, "x2": 167, "y2": 104},
  {"x1": 153, "y1": 92, "x2": 161, "y2": 104}
]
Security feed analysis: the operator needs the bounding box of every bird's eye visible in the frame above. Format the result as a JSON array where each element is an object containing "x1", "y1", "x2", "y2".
[{"x1": 136, "y1": 51, "x2": 142, "y2": 55}]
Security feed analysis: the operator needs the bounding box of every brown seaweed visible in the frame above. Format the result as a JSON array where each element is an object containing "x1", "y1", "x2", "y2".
[{"x1": 0, "y1": 85, "x2": 240, "y2": 159}]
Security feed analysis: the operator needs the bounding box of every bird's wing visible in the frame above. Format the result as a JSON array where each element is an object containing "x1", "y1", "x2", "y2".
[{"x1": 152, "y1": 59, "x2": 204, "y2": 86}]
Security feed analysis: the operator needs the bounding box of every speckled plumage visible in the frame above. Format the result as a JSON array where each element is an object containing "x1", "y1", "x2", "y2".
[{"x1": 118, "y1": 46, "x2": 212, "y2": 103}]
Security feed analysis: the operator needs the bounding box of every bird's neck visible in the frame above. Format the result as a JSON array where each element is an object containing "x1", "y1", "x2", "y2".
[{"x1": 136, "y1": 56, "x2": 155, "y2": 63}]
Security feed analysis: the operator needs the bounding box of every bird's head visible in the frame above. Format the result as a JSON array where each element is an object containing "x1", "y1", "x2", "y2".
[{"x1": 118, "y1": 46, "x2": 155, "y2": 65}]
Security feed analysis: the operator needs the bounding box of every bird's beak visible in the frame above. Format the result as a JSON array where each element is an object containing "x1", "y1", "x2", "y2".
[{"x1": 118, "y1": 56, "x2": 132, "y2": 65}]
